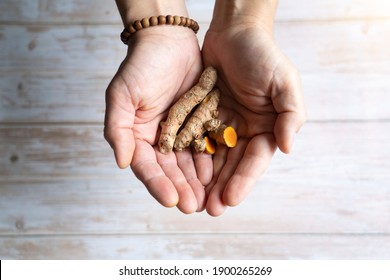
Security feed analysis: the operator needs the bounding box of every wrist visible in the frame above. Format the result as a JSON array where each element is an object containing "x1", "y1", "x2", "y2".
[
  {"x1": 115, "y1": 0, "x2": 189, "y2": 27},
  {"x1": 209, "y1": 0, "x2": 278, "y2": 35}
]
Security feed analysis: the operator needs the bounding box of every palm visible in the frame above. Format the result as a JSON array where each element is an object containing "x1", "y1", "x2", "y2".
[
  {"x1": 202, "y1": 25, "x2": 305, "y2": 216},
  {"x1": 119, "y1": 33, "x2": 201, "y2": 140},
  {"x1": 105, "y1": 28, "x2": 210, "y2": 213}
]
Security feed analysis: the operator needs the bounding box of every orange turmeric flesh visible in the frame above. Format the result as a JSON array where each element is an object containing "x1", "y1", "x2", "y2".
[
  {"x1": 204, "y1": 136, "x2": 216, "y2": 154},
  {"x1": 209, "y1": 124, "x2": 238, "y2": 148}
]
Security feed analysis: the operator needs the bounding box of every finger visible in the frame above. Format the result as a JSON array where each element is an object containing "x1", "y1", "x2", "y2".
[
  {"x1": 190, "y1": 179, "x2": 207, "y2": 212},
  {"x1": 192, "y1": 151, "x2": 213, "y2": 186},
  {"x1": 156, "y1": 149, "x2": 198, "y2": 214},
  {"x1": 205, "y1": 181, "x2": 228, "y2": 217},
  {"x1": 223, "y1": 133, "x2": 277, "y2": 207},
  {"x1": 176, "y1": 150, "x2": 207, "y2": 212},
  {"x1": 104, "y1": 126, "x2": 135, "y2": 169},
  {"x1": 205, "y1": 139, "x2": 247, "y2": 216},
  {"x1": 104, "y1": 82, "x2": 136, "y2": 168},
  {"x1": 272, "y1": 66, "x2": 306, "y2": 153},
  {"x1": 215, "y1": 139, "x2": 248, "y2": 189},
  {"x1": 131, "y1": 140, "x2": 179, "y2": 208},
  {"x1": 205, "y1": 145, "x2": 228, "y2": 197},
  {"x1": 274, "y1": 111, "x2": 306, "y2": 153}
]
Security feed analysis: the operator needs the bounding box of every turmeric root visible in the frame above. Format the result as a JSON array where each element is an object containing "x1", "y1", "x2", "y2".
[
  {"x1": 208, "y1": 124, "x2": 238, "y2": 148},
  {"x1": 174, "y1": 89, "x2": 220, "y2": 151},
  {"x1": 158, "y1": 66, "x2": 217, "y2": 154},
  {"x1": 192, "y1": 136, "x2": 216, "y2": 155},
  {"x1": 192, "y1": 138, "x2": 206, "y2": 153},
  {"x1": 204, "y1": 118, "x2": 221, "y2": 132}
]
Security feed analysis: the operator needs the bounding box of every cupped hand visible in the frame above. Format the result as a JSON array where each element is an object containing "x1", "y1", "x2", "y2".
[
  {"x1": 104, "y1": 27, "x2": 212, "y2": 213},
  {"x1": 202, "y1": 24, "x2": 306, "y2": 216}
]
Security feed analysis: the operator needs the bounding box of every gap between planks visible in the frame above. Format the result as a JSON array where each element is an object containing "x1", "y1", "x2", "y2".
[{"x1": 1, "y1": 232, "x2": 389, "y2": 238}]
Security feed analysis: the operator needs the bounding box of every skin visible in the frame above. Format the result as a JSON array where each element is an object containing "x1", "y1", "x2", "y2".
[
  {"x1": 104, "y1": 0, "x2": 211, "y2": 214},
  {"x1": 202, "y1": 0, "x2": 306, "y2": 216},
  {"x1": 104, "y1": 0, "x2": 306, "y2": 216}
]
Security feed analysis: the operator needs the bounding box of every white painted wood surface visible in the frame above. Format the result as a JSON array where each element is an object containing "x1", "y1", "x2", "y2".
[{"x1": 0, "y1": 0, "x2": 389, "y2": 259}]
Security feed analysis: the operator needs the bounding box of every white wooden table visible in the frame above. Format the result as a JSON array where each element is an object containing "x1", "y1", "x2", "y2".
[{"x1": 1, "y1": 0, "x2": 389, "y2": 259}]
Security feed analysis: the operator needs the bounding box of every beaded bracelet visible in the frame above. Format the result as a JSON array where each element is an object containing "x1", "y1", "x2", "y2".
[{"x1": 120, "y1": 15, "x2": 199, "y2": 45}]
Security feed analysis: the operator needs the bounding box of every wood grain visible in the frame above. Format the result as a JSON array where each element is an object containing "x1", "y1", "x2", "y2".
[
  {"x1": 0, "y1": 25, "x2": 125, "y2": 72},
  {"x1": 1, "y1": 20, "x2": 389, "y2": 122},
  {"x1": 1, "y1": 123, "x2": 389, "y2": 179},
  {"x1": 0, "y1": 175, "x2": 389, "y2": 235},
  {"x1": 0, "y1": 0, "x2": 389, "y2": 24},
  {"x1": 1, "y1": 234, "x2": 389, "y2": 259},
  {"x1": 1, "y1": 0, "x2": 389, "y2": 261},
  {"x1": 2, "y1": 21, "x2": 390, "y2": 72},
  {"x1": 0, "y1": 123, "x2": 389, "y2": 235},
  {"x1": 0, "y1": 72, "x2": 108, "y2": 123}
]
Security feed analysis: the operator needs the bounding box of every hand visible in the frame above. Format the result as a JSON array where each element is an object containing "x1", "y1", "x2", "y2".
[
  {"x1": 202, "y1": 23, "x2": 306, "y2": 216},
  {"x1": 104, "y1": 27, "x2": 211, "y2": 213}
]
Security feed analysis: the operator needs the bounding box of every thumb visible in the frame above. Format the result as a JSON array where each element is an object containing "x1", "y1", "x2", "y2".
[
  {"x1": 272, "y1": 66, "x2": 306, "y2": 154},
  {"x1": 104, "y1": 126, "x2": 135, "y2": 169},
  {"x1": 104, "y1": 82, "x2": 136, "y2": 169},
  {"x1": 274, "y1": 111, "x2": 305, "y2": 154}
]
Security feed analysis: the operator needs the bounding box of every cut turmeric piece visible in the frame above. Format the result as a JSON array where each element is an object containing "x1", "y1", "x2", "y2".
[
  {"x1": 204, "y1": 136, "x2": 216, "y2": 154},
  {"x1": 192, "y1": 136, "x2": 216, "y2": 155},
  {"x1": 209, "y1": 124, "x2": 237, "y2": 148}
]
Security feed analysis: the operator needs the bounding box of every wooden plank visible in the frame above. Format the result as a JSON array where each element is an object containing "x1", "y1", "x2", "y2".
[
  {"x1": 0, "y1": 175, "x2": 389, "y2": 234},
  {"x1": 0, "y1": 123, "x2": 389, "y2": 234},
  {"x1": 0, "y1": 72, "x2": 108, "y2": 123},
  {"x1": 1, "y1": 234, "x2": 389, "y2": 259},
  {"x1": 189, "y1": 0, "x2": 390, "y2": 22},
  {"x1": 274, "y1": 20, "x2": 390, "y2": 77},
  {"x1": 0, "y1": 125, "x2": 123, "y2": 178},
  {"x1": 0, "y1": 25, "x2": 125, "y2": 72},
  {"x1": 1, "y1": 71, "x2": 389, "y2": 123},
  {"x1": 1, "y1": 0, "x2": 388, "y2": 263},
  {"x1": 1, "y1": 20, "x2": 390, "y2": 122},
  {"x1": 2, "y1": 21, "x2": 390, "y2": 73},
  {"x1": 1, "y1": 122, "x2": 389, "y2": 179},
  {"x1": 0, "y1": 0, "x2": 122, "y2": 24},
  {"x1": 0, "y1": 0, "x2": 389, "y2": 24},
  {"x1": 276, "y1": 0, "x2": 390, "y2": 21}
]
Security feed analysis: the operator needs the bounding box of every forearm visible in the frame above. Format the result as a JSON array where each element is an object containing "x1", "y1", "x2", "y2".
[
  {"x1": 210, "y1": 0, "x2": 278, "y2": 34},
  {"x1": 115, "y1": 0, "x2": 189, "y2": 27}
]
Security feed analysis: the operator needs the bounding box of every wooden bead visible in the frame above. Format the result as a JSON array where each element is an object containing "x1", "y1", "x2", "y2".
[
  {"x1": 185, "y1": 19, "x2": 192, "y2": 27},
  {"x1": 150, "y1": 16, "x2": 158, "y2": 26},
  {"x1": 120, "y1": 33, "x2": 128, "y2": 43},
  {"x1": 128, "y1": 24, "x2": 136, "y2": 34},
  {"x1": 173, "y1": 16, "x2": 181, "y2": 25},
  {"x1": 180, "y1": 16, "x2": 187, "y2": 26},
  {"x1": 122, "y1": 30, "x2": 131, "y2": 37},
  {"x1": 166, "y1": 15, "x2": 174, "y2": 24},
  {"x1": 158, "y1": 15, "x2": 166, "y2": 25},
  {"x1": 120, "y1": 15, "x2": 199, "y2": 45},
  {"x1": 193, "y1": 22, "x2": 199, "y2": 33},
  {"x1": 141, "y1": 18, "x2": 150, "y2": 28},
  {"x1": 133, "y1": 20, "x2": 143, "y2": 31}
]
